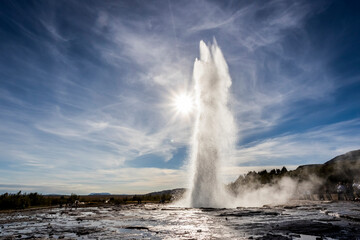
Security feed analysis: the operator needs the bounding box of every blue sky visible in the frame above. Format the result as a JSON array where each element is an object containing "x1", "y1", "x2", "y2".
[{"x1": 0, "y1": 0, "x2": 359, "y2": 194}]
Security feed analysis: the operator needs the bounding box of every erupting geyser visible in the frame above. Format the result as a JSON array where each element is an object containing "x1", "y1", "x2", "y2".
[{"x1": 189, "y1": 40, "x2": 236, "y2": 208}]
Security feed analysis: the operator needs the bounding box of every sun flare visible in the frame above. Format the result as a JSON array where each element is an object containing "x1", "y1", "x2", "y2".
[{"x1": 174, "y1": 93, "x2": 193, "y2": 115}]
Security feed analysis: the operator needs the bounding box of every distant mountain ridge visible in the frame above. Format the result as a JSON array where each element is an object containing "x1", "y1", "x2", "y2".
[
  {"x1": 89, "y1": 193, "x2": 111, "y2": 196},
  {"x1": 145, "y1": 188, "x2": 185, "y2": 196}
]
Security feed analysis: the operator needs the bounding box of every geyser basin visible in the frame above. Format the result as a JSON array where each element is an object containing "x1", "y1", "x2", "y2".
[
  {"x1": 2, "y1": 202, "x2": 360, "y2": 239},
  {"x1": 189, "y1": 40, "x2": 236, "y2": 208}
]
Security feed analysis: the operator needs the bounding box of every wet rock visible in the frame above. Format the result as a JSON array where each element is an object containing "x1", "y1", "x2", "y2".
[
  {"x1": 283, "y1": 205, "x2": 300, "y2": 209},
  {"x1": 288, "y1": 233, "x2": 300, "y2": 238},
  {"x1": 256, "y1": 233, "x2": 290, "y2": 239},
  {"x1": 160, "y1": 207, "x2": 190, "y2": 211},
  {"x1": 219, "y1": 210, "x2": 280, "y2": 217},
  {"x1": 200, "y1": 208, "x2": 226, "y2": 212},
  {"x1": 340, "y1": 214, "x2": 360, "y2": 222},
  {"x1": 124, "y1": 226, "x2": 150, "y2": 231},
  {"x1": 316, "y1": 218, "x2": 341, "y2": 222},
  {"x1": 274, "y1": 220, "x2": 344, "y2": 238}
]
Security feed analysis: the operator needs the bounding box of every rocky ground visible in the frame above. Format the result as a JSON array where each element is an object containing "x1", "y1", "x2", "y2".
[{"x1": 1, "y1": 200, "x2": 360, "y2": 239}]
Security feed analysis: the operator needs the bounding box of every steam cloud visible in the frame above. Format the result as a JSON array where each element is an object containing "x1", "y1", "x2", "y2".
[{"x1": 231, "y1": 176, "x2": 323, "y2": 207}]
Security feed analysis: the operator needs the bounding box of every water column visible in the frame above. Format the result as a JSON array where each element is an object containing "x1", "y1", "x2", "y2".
[{"x1": 189, "y1": 40, "x2": 236, "y2": 208}]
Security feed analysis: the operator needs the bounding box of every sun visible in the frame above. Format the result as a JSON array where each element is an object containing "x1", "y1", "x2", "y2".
[{"x1": 174, "y1": 93, "x2": 193, "y2": 115}]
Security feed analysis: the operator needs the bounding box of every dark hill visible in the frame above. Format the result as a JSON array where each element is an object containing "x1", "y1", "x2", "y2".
[
  {"x1": 325, "y1": 149, "x2": 360, "y2": 165},
  {"x1": 319, "y1": 149, "x2": 360, "y2": 184},
  {"x1": 288, "y1": 149, "x2": 360, "y2": 184},
  {"x1": 229, "y1": 149, "x2": 360, "y2": 195}
]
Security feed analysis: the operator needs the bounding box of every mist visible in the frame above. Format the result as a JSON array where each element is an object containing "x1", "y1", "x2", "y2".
[{"x1": 229, "y1": 175, "x2": 323, "y2": 207}]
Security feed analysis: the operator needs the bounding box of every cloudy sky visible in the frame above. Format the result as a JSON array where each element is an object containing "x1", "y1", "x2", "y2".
[{"x1": 0, "y1": 0, "x2": 359, "y2": 194}]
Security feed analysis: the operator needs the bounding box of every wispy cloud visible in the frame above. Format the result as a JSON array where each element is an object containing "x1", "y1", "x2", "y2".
[
  {"x1": 232, "y1": 119, "x2": 360, "y2": 166},
  {"x1": 0, "y1": 167, "x2": 188, "y2": 194}
]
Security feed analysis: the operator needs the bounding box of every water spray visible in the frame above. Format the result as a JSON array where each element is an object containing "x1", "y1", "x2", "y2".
[{"x1": 189, "y1": 40, "x2": 236, "y2": 208}]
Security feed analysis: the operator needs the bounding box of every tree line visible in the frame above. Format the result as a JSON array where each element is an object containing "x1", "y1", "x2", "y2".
[
  {"x1": 0, "y1": 191, "x2": 172, "y2": 210},
  {"x1": 0, "y1": 192, "x2": 79, "y2": 210}
]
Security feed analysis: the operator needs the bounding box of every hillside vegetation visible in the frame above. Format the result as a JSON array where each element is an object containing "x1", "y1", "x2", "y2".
[{"x1": 228, "y1": 149, "x2": 360, "y2": 196}]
